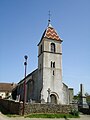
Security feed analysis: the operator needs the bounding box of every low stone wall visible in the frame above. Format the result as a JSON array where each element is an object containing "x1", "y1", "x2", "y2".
[
  {"x1": 0, "y1": 99, "x2": 78, "y2": 115},
  {"x1": 0, "y1": 99, "x2": 22, "y2": 114},
  {"x1": 24, "y1": 103, "x2": 77, "y2": 115},
  {"x1": 79, "y1": 105, "x2": 90, "y2": 115}
]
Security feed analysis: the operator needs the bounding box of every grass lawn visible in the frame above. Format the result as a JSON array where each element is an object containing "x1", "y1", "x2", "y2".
[
  {"x1": 7, "y1": 110, "x2": 79, "y2": 118},
  {"x1": 25, "y1": 113, "x2": 80, "y2": 118}
]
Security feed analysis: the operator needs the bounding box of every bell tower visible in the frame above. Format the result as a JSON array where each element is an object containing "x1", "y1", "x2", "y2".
[{"x1": 38, "y1": 19, "x2": 63, "y2": 104}]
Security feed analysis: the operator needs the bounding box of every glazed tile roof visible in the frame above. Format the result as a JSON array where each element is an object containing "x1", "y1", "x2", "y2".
[{"x1": 43, "y1": 23, "x2": 62, "y2": 41}]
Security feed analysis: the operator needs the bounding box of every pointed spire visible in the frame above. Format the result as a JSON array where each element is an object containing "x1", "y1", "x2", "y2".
[{"x1": 39, "y1": 12, "x2": 63, "y2": 42}]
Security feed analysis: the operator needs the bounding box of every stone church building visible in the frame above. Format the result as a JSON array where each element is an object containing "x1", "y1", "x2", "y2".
[{"x1": 12, "y1": 20, "x2": 73, "y2": 104}]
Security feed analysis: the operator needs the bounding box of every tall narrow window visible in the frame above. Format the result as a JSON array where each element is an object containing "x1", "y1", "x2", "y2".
[
  {"x1": 51, "y1": 61, "x2": 55, "y2": 68},
  {"x1": 53, "y1": 70, "x2": 55, "y2": 75},
  {"x1": 53, "y1": 62, "x2": 55, "y2": 68},
  {"x1": 51, "y1": 43, "x2": 55, "y2": 53},
  {"x1": 51, "y1": 61, "x2": 52, "y2": 68}
]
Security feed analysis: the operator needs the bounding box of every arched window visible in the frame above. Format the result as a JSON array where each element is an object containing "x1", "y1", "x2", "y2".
[{"x1": 51, "y1": 43, "x2": 55, "y2": 53}]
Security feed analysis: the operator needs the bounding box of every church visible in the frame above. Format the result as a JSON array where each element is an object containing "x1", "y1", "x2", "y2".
[{"x1": 12, "y1": 19, "x2": 73, "y2": 105}]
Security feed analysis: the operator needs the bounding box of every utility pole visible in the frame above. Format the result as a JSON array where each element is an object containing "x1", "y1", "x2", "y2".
[{"x1": 22, "y1": 55, "x2": 28, "y2": 115}]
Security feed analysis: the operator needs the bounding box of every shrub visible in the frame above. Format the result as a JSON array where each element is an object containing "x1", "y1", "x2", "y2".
[{"x1": 70, "y1": 109, "x2": 79, "y2": 117}]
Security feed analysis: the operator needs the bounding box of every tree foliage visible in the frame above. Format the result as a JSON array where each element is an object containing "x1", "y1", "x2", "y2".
[{"x1": 74, "y1": 92, "x2": 90, "y2": 103}]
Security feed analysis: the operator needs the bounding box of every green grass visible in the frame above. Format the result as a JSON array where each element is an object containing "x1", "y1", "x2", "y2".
[
  {"x1": 25, "y1": 113, "x2": 80, "y2": 118},
  {"x1": 6, "y1": 114, "x2": 21, "y2": 117},
  {"x1": 6, "y1": 110, "x2": 79, "y2": 118}
]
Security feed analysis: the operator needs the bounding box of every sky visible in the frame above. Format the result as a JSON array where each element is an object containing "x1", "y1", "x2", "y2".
[{"x1": 0, "y1": 0, "x2": 90, "y2": 95}]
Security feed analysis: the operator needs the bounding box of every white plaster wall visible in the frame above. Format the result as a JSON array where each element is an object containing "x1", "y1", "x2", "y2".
[
  {"x1": 63, "y1": 83, "x2": 69, "y2": 104},
  {"x1": 0, "y1": 92, "x2": 6, "y2": 98},
  {"x1": 38, "y1": 39, "x2": 63, "y2": 104},
  {"x1": 0, "y1": 92, "x2": 11, "y2": 99},
  {"x1": 44, "y1": 38, "x2": 62, "y2": 53}
]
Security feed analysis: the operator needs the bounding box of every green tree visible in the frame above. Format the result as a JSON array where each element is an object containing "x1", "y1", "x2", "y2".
[{"x1": 74, "y1": 92, "x2": 81, "y2": 101}]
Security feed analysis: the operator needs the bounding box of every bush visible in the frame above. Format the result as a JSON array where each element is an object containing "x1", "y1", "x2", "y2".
[{"x1": 70, "y1": 109, "x2": 79, "y2": 117}]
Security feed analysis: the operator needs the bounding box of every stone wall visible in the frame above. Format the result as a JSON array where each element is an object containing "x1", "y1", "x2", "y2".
[
  {"x1": 0, "y1": 99, "x2": 78, "y2": 115},
  {"x1": 0, "y1": 99, "x2": 22, "y2": 114},
  {"x1": 24, "y1": 103, "x2": 78, "y2": 115},
  {"x1": 79, "y1": 105, "x2": 90, "y2": 115}
]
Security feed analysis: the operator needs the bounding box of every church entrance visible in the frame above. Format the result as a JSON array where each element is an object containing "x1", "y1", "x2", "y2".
[{"x1": 50, "y1": 94, "x2": 57, "y2": 104}]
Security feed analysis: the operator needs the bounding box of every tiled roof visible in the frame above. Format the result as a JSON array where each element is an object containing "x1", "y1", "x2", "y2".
[
  {"x1": 0, "y1": 83, "x2": 17, "y2": 92},
  {"x1": 42, "y1": 23, "x2": 62, "y2": 41}
]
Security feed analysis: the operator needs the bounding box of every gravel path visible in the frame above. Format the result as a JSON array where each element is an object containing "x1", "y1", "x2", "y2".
[{"x1": 0, "y1": 112, "x2": 90, "y2": 120}]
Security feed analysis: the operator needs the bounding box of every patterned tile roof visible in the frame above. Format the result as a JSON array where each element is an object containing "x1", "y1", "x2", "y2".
[{"x1": 43, "y1": 24, "x2": 62, "y2": 41}]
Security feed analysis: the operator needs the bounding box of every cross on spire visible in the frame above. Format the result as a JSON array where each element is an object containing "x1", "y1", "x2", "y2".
[
  {"x1": 48, "y1": 11, "x2": 51, "y2": 22},
  {"x1": 48, "y1": 10, "x2": 51, "y2": 26}
]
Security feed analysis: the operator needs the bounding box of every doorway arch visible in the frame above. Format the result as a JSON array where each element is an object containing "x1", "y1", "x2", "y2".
[{"x1": 50, "y1": 94, "x2": 57, "y2": 104}]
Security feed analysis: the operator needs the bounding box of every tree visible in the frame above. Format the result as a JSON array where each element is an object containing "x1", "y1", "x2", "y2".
[{"x1": 74, "y1": 92, "x2": 81, "y2": 101}]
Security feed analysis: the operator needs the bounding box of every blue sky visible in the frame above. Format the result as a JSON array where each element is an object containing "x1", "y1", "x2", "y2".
[{"x1": 0, "y1": 0, "x2": 90, "y2": 95}]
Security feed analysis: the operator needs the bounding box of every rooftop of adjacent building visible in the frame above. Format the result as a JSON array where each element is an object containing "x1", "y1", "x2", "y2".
[{"x1": 0, "y1": 83, "x2": 17, "y2": 92}]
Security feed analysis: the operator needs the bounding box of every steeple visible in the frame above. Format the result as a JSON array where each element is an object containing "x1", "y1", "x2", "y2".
[
  {"x1": 41, "y1": 11, "x2": 62, "y2": 42},
  {"x1": 38, "y1": 14, "x2": 63, "y2": 104},
  {"x1": 44, "y1": 26, "x2": 62, "y2": 41},
  {"x1": 41, "y1": 24, "x2": 62, "y2": 42},
  {"x1": 38, "y1": 13, "x2": 63, "y2": 46}
]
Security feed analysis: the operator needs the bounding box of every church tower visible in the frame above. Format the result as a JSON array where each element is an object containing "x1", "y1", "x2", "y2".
[{"x1": 38, "y1": 20, "x2": 63, "y2": 104}]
